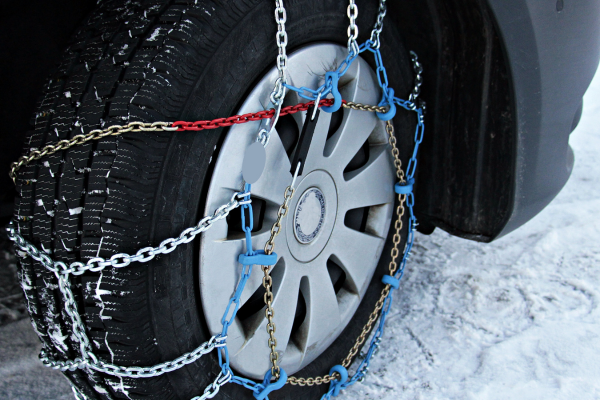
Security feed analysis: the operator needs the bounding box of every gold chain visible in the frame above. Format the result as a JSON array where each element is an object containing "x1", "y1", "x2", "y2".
[
  {"x1": 10, "y1": 100, "x2": 407, "y2": 386},
  {"x1": 8, "y1": 122, "x2": 177, "y2": 183},
  {"x1": 8, "y1": 102, "x2": 381, "y2": 184},
  {"x1": 342, "y1": 101, "x2": 387, "y2": 114},
  {"x1": 287, "y1": 119, "x2": 407, "y2": 386},
  {"x1": 262, "y1": 185, "x2": 296, "y2": 380}
]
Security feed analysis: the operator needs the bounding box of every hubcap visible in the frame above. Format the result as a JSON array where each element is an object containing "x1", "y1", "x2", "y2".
[{"x1": 199, "y1": 44, "x2": 395, "y2": 379}]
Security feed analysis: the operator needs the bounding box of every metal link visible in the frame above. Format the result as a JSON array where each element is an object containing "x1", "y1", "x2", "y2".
[
  {"x1": 260, "y1": 169, "x2": 298, "y2": 379},
  {"x1": 192, "y1": 369, "x2": 232, "y2": 400},
  {"x1": 369, "y1": 0, "x2": 387, "y2": 49},
  {"x1": 258, "y1": 0, "x2": 290, "y2": 147},
  {"x1": 408, "y1": 51, "x2": 424, "y2": 102},
  {"x1": 347, "y1": 0, "x2": 359, "y2": 56},
  {"x1": 6, "y1": 191, "x2": 248, "y2": 276},
  {"x1": 39, "y1": 326, "x2": 223, "y2": 378},
  {"x1": 9, "y1": 121, "x2": 176, "y2": 182},
  {"x1": 7, "y1": 0, "x2": 425, "y2": 391}
]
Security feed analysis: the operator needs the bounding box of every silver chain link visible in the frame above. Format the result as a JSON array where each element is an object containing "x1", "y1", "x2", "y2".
[
  {"x1": 408, "y1": 50, "x2": 423, "y2": 102},
  {"x1": 6, "y1": 1, "x2": 425, "y2": 398},
  {"x1": 271, "y1": 0, "x2": 288, "y2": 106},
  {"x1": 192, "y1": 369, "x2": 232, "y2": 400},
  {"x1": 258, "y1": 0, "x2": 289, "y2": 146},
  {"x1": 8, "y1": 191, "x2": 247, "y2": 276},
  {"x1": 369, "y1": 0, "x2": 387, "y2": 49},
  {"x1": 347, "y1": 0, "x2": 359, "y2": 56},
  {"x1": 40, "y1": 335, "x2": 224, "y2": 377}
]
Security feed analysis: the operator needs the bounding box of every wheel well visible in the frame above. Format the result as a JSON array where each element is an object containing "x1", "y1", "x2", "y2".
[{"x1": 389, "y1": 0, "x2": 516, "y2": 242}]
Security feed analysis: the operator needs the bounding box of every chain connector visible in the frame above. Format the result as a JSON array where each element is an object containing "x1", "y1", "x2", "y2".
[
  {"x1": 253, "y1": 368, "x2": 288, "y2": 400},
  {"x1": 320, "y1": 72, "x2": 342, "y2": 113},
  {"x1": 381, "y1": 274, "x2": 400, "y2": 289},
  {"x1": 376, "y1": 87, "x2": 396, "y2": 121},
  {"x1": 327, "y1": 365, "x2": 349, "y2": 397},
  {"x1": 238, "y1": 250, "x2": 277, "y2": 266},
  {"x1": 394, "y1": 178, "x2": 414, "y2": 195}
]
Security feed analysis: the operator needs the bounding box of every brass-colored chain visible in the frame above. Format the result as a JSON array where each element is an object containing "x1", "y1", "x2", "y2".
[
  {"x1": 262, "y1": 185, "x2": 296, "y2": 380},
  {"x1": 287, "y1": 117, "x2": 406, "y2": 387},
  {"x1": 10, "y1": 100, "x2": 405, "y2": 386},
  {"x1": 9, "y1": 121, "x2": 177, "y2": 183},
  {"x1": 342, "y1": 101, "x2": 387, "y2": 114},
  {"x1": 9, "y1": 102, "x2": 382, "y2": 184},
  {"x1": 340, "y1": 120, "x2": 405, "y2": 366}
]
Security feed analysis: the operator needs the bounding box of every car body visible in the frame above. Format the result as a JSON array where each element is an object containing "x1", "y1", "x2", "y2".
[{"x1": 389, "y1": 0, "x2": 600, "y2": 241}]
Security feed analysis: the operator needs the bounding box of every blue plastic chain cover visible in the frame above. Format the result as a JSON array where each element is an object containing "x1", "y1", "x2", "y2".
[
  {"x1": 321, "y1": 72, "x2": 342, "y2": 113},
  {"x1": 328, "y1": 365, "x2": 349, "y2": 397},
  {"x1": 238, "y1": 250, "x2": 277, "y2": 266},
  {"x1": 376, "y1": 87, "x2": 396, "y2": 121},
  {"x1": 395, "y1": 178, "x2": 415, "y2": 195},
  {"x1": 253, "y1": 368, "x2": 288, "y2": 400},
  {"x1": 382, "y1": 274, "x2": 400, "y2": 289}
]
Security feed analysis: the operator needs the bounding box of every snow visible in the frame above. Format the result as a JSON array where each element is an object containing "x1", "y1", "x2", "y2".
[
  {"x1": 342, "y1": 69, "x2": 600, "y2": 400},
  {"x1": 68, "y1": 207, "x2": 83, "y2": 216},
  {"x1": 94, "y1": 271, "x2": 113, "y2": 321},
  {"x1": 148, "y1": 27, "x2": 161, "y2": 41},
  {"x1": 1, "y1": 63, "x2": 599, "y2": 400}
]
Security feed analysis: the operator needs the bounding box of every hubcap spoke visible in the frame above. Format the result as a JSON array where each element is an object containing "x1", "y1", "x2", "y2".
[
  {"x1": 323, "y1": 55, "x2": 381, "y2": 168},
  {"x1": 324, "y1": 107, "x2": 378, "y2": 169},
  {"x1": 236, "y1": 260, "x2": 301, "y2": 369},
  {"x1": 251, "y1": 128, "x2": 293, "y2": 204},
  {"x1": 300, "y1": 111, "x2": 332, "y2": 172},
  {"x1": 301, "y1": 264, "x2": 342, "y2": 360},
  {"x1": 328, "y1": 226, "x2": 385, "y2": 295},
  {"x1": 339, "y1": 145, "x2": 395, "y2": 210}
]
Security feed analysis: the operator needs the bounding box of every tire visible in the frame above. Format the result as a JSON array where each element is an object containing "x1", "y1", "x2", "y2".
[{"x1": 14, "y1": 0, "x2": 414, "y2": 399}]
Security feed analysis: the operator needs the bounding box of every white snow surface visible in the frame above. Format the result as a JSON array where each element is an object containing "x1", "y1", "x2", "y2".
[
  {"x1": 1, "y1": 70, "x2": 599, "y2": 400},
  {"x1": 343, "y1": 70, "x2": 600, "y2": 400}
]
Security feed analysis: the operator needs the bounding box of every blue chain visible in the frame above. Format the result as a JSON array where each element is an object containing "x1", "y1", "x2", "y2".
[
  {"x1": 320, "y1": 42, "x2": 425, "y2": 400},
  {"x1": 283, "y1": 51, "x2": 359, "y2": 109},
  {"x1": 215, "y1": 38, "x2": 425, "y2": 400},
  {"x1": 216, "y1": 183, "x2": 286, "y2": 400}
]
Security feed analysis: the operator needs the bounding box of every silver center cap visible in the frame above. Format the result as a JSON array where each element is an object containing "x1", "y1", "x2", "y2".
[{"x1": 294, "y1": 187, "x2": 326, "y2": 244}]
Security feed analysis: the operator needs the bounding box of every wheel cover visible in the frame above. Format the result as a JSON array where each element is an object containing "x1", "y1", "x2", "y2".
[{"x1": 200, "y1": 44, "x2": 395, "y2": 379}]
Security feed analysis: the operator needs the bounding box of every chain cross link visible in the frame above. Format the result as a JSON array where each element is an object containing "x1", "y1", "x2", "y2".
[
  {"x1": 369, "y1": 0, "x2": 387, "y2": 49},
  {"x1": 8, "y1": 191, "x2": 247, "y2": 276}
]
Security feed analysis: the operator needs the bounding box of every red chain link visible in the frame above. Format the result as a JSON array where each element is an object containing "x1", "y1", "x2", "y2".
[{"x1": 173, "y1": 98, "x2": 341, "y2": 131}]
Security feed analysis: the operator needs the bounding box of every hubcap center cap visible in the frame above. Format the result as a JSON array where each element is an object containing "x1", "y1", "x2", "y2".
[
  {"x1": 294, "y1": 188, "x2": 326, "y2": 244},
  {"x1": 286, "y1": 170, "x2": 338, "y2": 263}
]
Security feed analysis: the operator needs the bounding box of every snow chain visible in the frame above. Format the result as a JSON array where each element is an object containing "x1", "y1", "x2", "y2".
[{"x1": 7, "y1": 0, "x2": 428, "y2": 398}]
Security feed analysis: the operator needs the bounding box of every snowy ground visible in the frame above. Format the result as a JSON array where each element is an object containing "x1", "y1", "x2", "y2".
[
  {"x1": 342, "y1": 71, "x2": 600, "y2": 399},
  {"x1": 1, "y1": 72, "x2": 599, "y2": 400}
]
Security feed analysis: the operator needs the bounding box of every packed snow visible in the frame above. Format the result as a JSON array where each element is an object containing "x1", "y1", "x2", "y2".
[{"x1": 1, "y1": 69, "x2": 599, "y2": 400}]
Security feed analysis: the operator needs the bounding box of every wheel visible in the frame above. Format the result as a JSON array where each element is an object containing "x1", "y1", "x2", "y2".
[{"x1": 14, "y1": 0, "x2": 413, "y2": 399}]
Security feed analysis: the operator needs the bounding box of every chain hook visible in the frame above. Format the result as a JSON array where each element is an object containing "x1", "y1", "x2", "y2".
[{"x1": 321, "y1": 72, "x2": 342, "y2": 113}]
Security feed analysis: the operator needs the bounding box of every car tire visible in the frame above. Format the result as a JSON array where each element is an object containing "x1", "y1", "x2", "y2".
[{"x1": 14, "y1": 0, "x2": 414, "y2": 398}]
